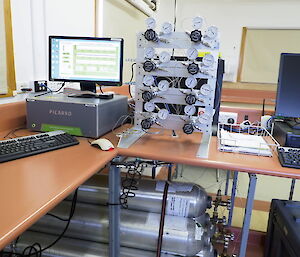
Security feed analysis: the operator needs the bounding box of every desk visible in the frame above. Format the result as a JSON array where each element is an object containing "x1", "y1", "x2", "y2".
[
  {"x1": 1, "y1": 123, "x2": 300, "y2": 256},
  {"x1": 0, "y1": 135, "x2": 116, "y2": 249}
]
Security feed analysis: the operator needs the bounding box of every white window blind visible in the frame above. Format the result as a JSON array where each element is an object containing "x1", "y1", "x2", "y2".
[
  {"x1": 240, "y1": 29, "x2": 300, "y2": 84},
  {"x1": 0, "y1": 0, "x2": 8, "y2": 94}
]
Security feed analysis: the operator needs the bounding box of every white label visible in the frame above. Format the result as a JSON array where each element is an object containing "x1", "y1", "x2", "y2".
[
  {"x1": 166, "y1": 196, "x2": 190, "y2": 217},
  {"x1": 146, "y1": 213, "x2": 188, "y2": 232}
]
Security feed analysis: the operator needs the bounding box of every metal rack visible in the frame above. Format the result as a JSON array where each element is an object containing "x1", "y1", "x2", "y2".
[{"x1": 119, "y1": 17, "x2": 220, "y2": 158}]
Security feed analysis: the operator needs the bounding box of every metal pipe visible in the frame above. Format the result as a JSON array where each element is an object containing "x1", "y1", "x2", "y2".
[
  {"x1": 108, "y1": 165, "x2": 121, "y2": 257},
  {"x1": 156, "y1": 181, "x2": 169, "y2": 257},
  {"x1": 289, "y1": 178, "x2": 296, "y2": 200},
  {"x1": 30, "y1": 201, "x2": 210, "y2": 256},
  {"x1": 67, "y1": 174, "x2": 211, "y2": 218}
]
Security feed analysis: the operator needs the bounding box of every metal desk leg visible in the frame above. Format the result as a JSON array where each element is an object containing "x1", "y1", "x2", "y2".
[
  {"x1": 289, "y1": 178, "x2": 296, "y2": 200},
  {"x1": 239, "y1": 173, "x2": 257, "y2": 257},
  {"x1": 228, "y1": 171, "x2": 238, "y2": 226},
  {"x1": 109, "y1": 165, "x2": 121, "y2": 257},
  {"x1": 225, "y1": 170, "x2": 231, "y2": 196}
]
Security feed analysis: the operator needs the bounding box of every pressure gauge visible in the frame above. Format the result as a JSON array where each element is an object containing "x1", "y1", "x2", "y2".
[
  {"x1": 158, "y1": 80, "x2": 169, "y2": 91},
  {"x1": 192, "y1": 16, "x2": 203, "y2": 30},
  {"x1": 200, "y1": 84, "x2": 212, "y2": 96},
  {"x1": 186, "y1": 48, "x2": 198, "y2": 60},
  {"x1": 183, "y1": 123, "x2": 194, "y2": 135},
  {"x1": 143, "y1": 75, "x2": 154, "y2": 86},
  {"x1": 205, "y1": 26, "x2": 218, "y2": 39},
  {"x1": 202, "y1": 54, "x2": 215, "y2": 67},
  {"x1": 198, "y1": 113, "x2": 210, "y2": 124},
  {"x1": 144, "y1": 47, "x2": 155, "y2": 59},
  {"x1": 185, "y1": 94, "x2": 197, "y2": 105},
  {"x1": 184, "y1": 105, "x2": 196, "y2": 116},
  {"x1": 190, "y1": 30, "x2": 202, "y2": 42},
  {"x1": 144, "y1": 29, "x2": 158, "y2": 41},
  {"x1": 142, "y1": 91, "x2": 155, "y2": 102},
  {"x1": 141, "y1": 118, "x2": 154, "y2": 130},
  {"x1": 162, "y1": 22, "x2": 173, "y2": 34},
  {"x1": 185, "y1": 76, "x2": 197, "y2": 89},
  {"x1": 144, "y1": 102, "x2": 156, "y2": 112},
  {"x1": 146, "y1": 17, "x2": 156, "y2": 29},
  {"x1": 187, "y1": 63, "x2": 200, "y2": 75},
  {"x1": 158, "y1": 109, "x2": 169, "y2": 120},
  {"x1": 159, "y1": 51, "x2": 171, "y2": 63},
  {"x1": 143, "y1": 61, "x2": 156, "y2": 72}
]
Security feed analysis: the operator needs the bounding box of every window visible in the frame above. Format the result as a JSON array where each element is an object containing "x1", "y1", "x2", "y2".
[{"x1": 0, "y1": 0, "x2": 16, "y2": 97}]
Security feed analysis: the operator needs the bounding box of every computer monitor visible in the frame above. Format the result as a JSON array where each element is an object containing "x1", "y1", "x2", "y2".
[
  {"x1": 49, "y1": 36, "x2": 124, "y2": 92},
  {"x1": 275, "y1": 53, "x2": 300, "y2": 119}
]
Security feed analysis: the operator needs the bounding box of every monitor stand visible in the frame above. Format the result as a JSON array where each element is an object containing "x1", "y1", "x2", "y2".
[
  {"x1": 80, "y1": 82, "x2": 96, "y2": 93},
  {"x1": 286, "y1": 119, "x2": 300, "y2": 130}
]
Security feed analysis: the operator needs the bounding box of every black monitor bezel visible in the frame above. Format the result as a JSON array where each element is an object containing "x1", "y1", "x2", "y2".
[
  {"x1": 49, "y1": 36, "x2": 124, "y2": 86},
  {"x1": 275, "y1": 53, "x2": 300, "y2": 118}
]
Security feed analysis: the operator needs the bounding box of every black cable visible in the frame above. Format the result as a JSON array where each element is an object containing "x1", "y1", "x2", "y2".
[
  {"x1": 128, "y1": 62, "x2": 136, "y2": 98},
  {"x1": 129, "y1": 63, "x2": 136, "y2": 83},
  {"x1": 51, "y1": 82, "x2": 66, "y2": 93},
  {"x1": 1, "y1": 189, "x2": 78, "y2": 257},
  {"x1": 172, "y1": 0, "x2": 177, "y2": 56},
  {"x1": 119, "y1": 164, "x2": 143, "y2": 208},
  {"x1": 3, "y1": 126, "x2": 26, "y2": 139},
  {"x1": 173, "y1": 0, "x2": 177, "y2": 32},
  {"x1": 46, "y1": 213, "x2": 69, "y2": 222},
  {"x1": 34, "y1": 82, "x2": 65, "y2": 97},
  {"x1": 99, "y1": 85, "x2": 104, "y2": 94}
]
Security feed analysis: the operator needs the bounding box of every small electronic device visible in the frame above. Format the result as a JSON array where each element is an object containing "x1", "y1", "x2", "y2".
[
  {"x1": 91, "y1": 138, "x2": 114, "y2": 151},
  {"x1": 275, "y1": 53, "x2": 300, "y2": 128},
  {"x1": 0, "y1": 131, "x2": 79, "y2": 163},
  {"x1": 49, "y1": 36, "x2": 124, "y2": 92},
  {"x1": 277, "y1": 146, "x2": 300, "y2": 169},
  {"x1": 273, "y1": 121, "x2": 300, "y2": 148}
]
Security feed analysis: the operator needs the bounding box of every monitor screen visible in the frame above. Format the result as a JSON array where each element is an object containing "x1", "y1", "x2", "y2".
[
  {"x1": 49, "y1": 36, "x2": 123, "y2": 86},
  {"x1": 275, "y1": 53, "x2": 300, "y2": 118}
]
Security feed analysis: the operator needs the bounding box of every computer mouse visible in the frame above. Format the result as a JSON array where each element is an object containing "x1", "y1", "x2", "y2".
[{"x1": 91, "y1": 138, "x2": 114, "y2": 151}]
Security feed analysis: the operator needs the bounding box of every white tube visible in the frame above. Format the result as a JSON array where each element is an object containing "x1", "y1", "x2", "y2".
[{"x1": 125, "y1": 0, "x2": 154, "y2": 17}]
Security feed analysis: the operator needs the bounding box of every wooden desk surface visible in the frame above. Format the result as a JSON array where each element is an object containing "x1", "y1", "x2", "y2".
[
  {"x1": 115, "y1": 129, "x2": 300, "y2": 179},
  {"x1": 1, "y1": 125, "x2": 300, "y2": 249},
  {"x1": 0, "y1": 132, "x2": 117, "y2": 249}
]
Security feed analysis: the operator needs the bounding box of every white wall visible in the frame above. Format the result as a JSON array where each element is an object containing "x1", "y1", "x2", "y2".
[
  {"x1": 98, "y1": 0, "x2": 147, "y2": 82},
  {"x1": 11, "y1": 0, "x2": 95, "y2": 88},
  {"x1": 154, "y1": 0, "x2": 300, "y2": 82}
]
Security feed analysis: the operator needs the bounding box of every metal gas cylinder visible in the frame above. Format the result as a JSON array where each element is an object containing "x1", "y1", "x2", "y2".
[
  {"x1": 67, "y1": 174, "x2": 211, "y2": 217},
  {"x1": 30, "y1": 201, "x2": 210, "y2": 256},
  {"x1": 4, "y1": 231, "x2": 174, "y2": 257}
]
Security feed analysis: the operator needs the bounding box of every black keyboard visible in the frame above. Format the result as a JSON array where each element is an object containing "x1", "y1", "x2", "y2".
[
  {"x1": 277, "y1": 146, "x2": 300, "y2": 169},
  {"x1": 0, "y1": 131, "x2": 79, "y2": 163}
]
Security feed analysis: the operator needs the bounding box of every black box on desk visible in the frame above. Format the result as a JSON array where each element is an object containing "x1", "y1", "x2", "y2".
[
  {"x1": 26, "y1": 94, "x2": 128, "y2": 138},
  {"x1": 273, "y1": 121, "x2": 300, "y2": 147},
  {"x1": 264, "y1": 199, "x2": 300, "y2": 257}
]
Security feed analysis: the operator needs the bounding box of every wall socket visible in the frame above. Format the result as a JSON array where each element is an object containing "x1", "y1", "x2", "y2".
[
  {"x1": 34, "y1": 80, "x2": 48, "y2": 92},
  {"x1": 219, "y1": 111, "x2": 238, "y2": 124}
]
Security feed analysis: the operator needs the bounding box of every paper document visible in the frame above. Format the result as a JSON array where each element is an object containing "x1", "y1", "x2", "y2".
[{"x1": 219, "y1": 129, "x2": 272, "y2": 156}]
